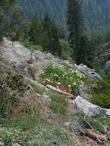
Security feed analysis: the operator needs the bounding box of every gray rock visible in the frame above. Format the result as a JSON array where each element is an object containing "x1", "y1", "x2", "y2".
[
  {"x1": 105, "y1": 60, "x2": 110, "y2": 70},
  {"x1": 2, "y1": 38, "x2": 31, "y2": 65},
  {"x1": 12, "y1": 143, "x2": 21, "y2": 146},
  {"x1": 79, "y1": 81, "x2": 91, "y2": 99},
  {"x1": 73, "y1": 64, "x2": 102, "y2": 80},
  {"x1": 73, "y1": 96, "x2": 110, "y2": 116},
  {"x1": 34, "y1": 51, "x2": 45, "y2": 61},
  {"x1": 44, "y1": 53, "x2": 53, "y2": 60},
  {"x1": 64, "y1": 122, "x2": 70, "y2": 127},
  {"x1": 0, "y1": 141, "x2": 4, "y2": 146},
  {"x1": 107, "y1": 131, "x2": 110, "y2": 140}
]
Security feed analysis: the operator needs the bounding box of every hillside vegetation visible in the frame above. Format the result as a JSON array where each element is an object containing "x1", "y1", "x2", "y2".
[{"x1": 0, "y1": 0, "x2": 110, "y2": 146}]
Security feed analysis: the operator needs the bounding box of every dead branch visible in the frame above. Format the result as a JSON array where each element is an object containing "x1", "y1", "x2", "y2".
[{"x1": 85, "y1": 129, "x2": 107, "y2": 143}]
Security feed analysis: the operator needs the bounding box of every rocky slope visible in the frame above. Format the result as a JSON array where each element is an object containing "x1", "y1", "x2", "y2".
[
  {"x1": 1, "y1": 38, "x2": 110, "y2": 146},
  {"x1": 2, "y1": 38, "x2": 102, "y2": 81},
  {"x1": 1, "y1": 38, "x2": 110, "y2": 115}
]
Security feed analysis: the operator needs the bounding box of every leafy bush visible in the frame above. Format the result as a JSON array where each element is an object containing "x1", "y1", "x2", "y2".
[
  {"x1": 105, "y1": 69, "x2": 110, "y2": 80},
  {"x1": 91, "y1": 80, "x2": 110, "y2": 108},
  {"x1": 40, "y1": 63, "x2": 84, "y2": 95},
  {"x1": 49, "y1": 92, "x2": 67, "y2": 114},
  {"x1": 29, "y1": 124, "x2": 73, "y2": 146},
  {"x1": 71, "y1": 113, "x2": 110, "y2": 133},
  {"x1": 59, "y1": 39, "x2": 74, "y2": 60},
  {"x1": 0, "y1": 118, "x2": 73, "y2": 146},
  {"x1": 0, "y1": 71, "x2": 27, "y2": 116},
  {"x1": 87, "y1": 115, "x2": 110, "y2": 133},
  {"x1": 6, "y1": 71, "x2": 27, "y2": 96},
  {"x1": 26, "y1": 79, "x2": 46, "y2": 94},
  {"x1": 98, "y1": 116, "x2": 110, "y2": 128},
  {"x1": 0, "y1": 127, "x2": 28, "y2": 145},
  {"x1": 0, "y1": 114, "x2": 38, "y2": 131},
  {"x1": 22, "y1": 40, "x2": 43, "y2": 51}
]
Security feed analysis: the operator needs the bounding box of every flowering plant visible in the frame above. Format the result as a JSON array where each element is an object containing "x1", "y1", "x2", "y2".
[{"x1": 40, "y1": 63, "x2": 85, "y2": 95}]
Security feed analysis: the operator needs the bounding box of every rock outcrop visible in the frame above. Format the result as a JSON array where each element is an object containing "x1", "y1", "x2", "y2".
[
  {"x1": 105, "y1": 60, "x2": 110, "y2": 70},
  {"x1": 2, "y1": 38, "x2": 102, "y2": 81},
  {"x1": 2, "y1": 38, "x2": 31, "y2": 65},
  {"x1": 73, "y1": 64, "x2": 102, "y2": 80},
  {"x1": 2, "y1": 38, "x2": 110, "y2": 117},
  {"x1": 73, "y1": 96, "x2": 110, "y2": 116}
]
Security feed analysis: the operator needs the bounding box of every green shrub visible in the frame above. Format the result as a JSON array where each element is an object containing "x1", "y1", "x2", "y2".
[
  {"x1": 49, "y1": 92, "x2": 67, "y2": 114},
  {"x1": 40, "y1": 63, "x2": 84, "y2": 95},
  {"x1": 91, "y1": 80, "x2": 110, "y2": 108},
  {"x1": 0, "y1": 127, "x2": 28, "y2": 145},
  {"x1": 87, "y1": 118, "x2": 105, "y2": 133},
  {"x1": 0, "y1": 114, "x2": 38, "y2": 131},
  {"x1": 29, "y1": 124, "x2": 73, "y2": 146},
  {"x1": 98, "y1": 116, "x2": 110, "y2": 128},
  {"x1": 6, "y1": 71, "x2": 27, "y2": 96},
  {"x1": 72, "y1": 113, "x2": 110, "y2": 133},
  {"x1": 105, "y1": 69, "x2": 110, "y2": 80},
  {"x1": 0, "y1": 118, "x2": 73, "y2": 146},
  {"x1": 87, "y1": 115, "x2": 110, "y2": 133},
  {"x1": 22, "y1": 40, "x2": 43, "y2": 51},
  {"x1": 0, "y1": 71, "x2": 27, "y2": 116},
  {"x1": 26, "y1": 79, "x2": 46, "y2": 94},
  {"x1": 59, "y1": 39, "x2": 74, "y2": 60}
]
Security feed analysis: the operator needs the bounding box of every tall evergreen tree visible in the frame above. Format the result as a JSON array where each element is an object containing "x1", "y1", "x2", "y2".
[
  {"x1": 43, "y1": 14, "x2": 62, "y2": 56},
  {"x1": 67, "y1": 0, "x2": 84, "y2": 62},
  {"x1": 0, "y1": 14, "x2": 8, "y2": 40},
  {"x1": 78, "y1": 33, "x2": 90, "y2": 65},
  {"x1": 9, "y1": 6, "x2": 29, "y2": 40},
  {"x1": 29, "y1": 15, "x2": 44, "y2": 45},
  {"x1": 0, "y1": 0, "x2": 14, "y2": 41},
  {"x1": 0, "y1": 0, "x2": 14, "y2": 10}
]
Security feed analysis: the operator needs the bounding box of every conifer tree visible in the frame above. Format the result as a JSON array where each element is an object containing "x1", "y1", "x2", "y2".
[
  {"x1": 0, "y1": 14, "x2": 8, "y2": 40},
  {"x1": 29, "y1": 15, "x2": 44, "y2": 45},
  {"x1": 67, "y1": 0, "x2": 84, "y2": 62},
  {"x1": 9, "y1": 6, "x2": 29, "y2": 40},
  {"x1": 43, "y1": 14, "x2": 62, "y2": 56},
  {"x1": 77, "y1": 33, "x2": 90, "y2": 65},
  {"x1": 0, "y1": 0, "x2": 14, "y2": 41},
  {"x1": 0, "y1": 0, "x2": 14, "y2": 10}
]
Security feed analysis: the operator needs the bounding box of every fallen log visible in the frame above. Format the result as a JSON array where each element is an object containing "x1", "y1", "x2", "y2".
[
  {"x1": 46, "y1": 84, "x2": 74, "y2": 98},
  {"x1": 85, "y1": 129, "x2": 107, "y2": 143},
  {"x1": 25, "y1": 77, "x2": 49, "y2": 91}
]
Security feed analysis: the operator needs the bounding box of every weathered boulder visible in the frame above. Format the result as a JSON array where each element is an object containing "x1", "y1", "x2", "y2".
[
  {"x1": 1, "y1": 38, "x2": 103, "y2": 83},
  {"x1": 73, "y1": 64, "x2": 102, "y2": 80},
  {"x1": 79, "y1": 81, "x2": 92, "y2": 99},
  {"x1": 105, "y1": 60, "x2": 110, "y2": 70},
  {"x1": 0, "y1": 141, "x2": 4, "y2": 146},
  {"x1": 73, "y1": 96, "x2": 110, "y2": 116},
  {"x1": 12, "y1": 143, "x2": 21, "y2": 146},
  {"x1": 2, "y1": 38, "x2": 31, "y2": 65}
]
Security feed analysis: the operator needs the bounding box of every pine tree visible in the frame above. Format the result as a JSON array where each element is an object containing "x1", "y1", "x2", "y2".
[
  {"x1": 0, "y1": 0, "x2": 14, "y2": 41},
  {"x1": 77, "y1": 33, "x2": 90, "y2": 65},
  {"x1": 0, "y1": 0, "x2": 14, "y2": 10},
  {"x1": 67, "y1": 0, "x2": 84, "y2": 62},
  {"x1": 40, "y1": 30, "x2": 49, "y2": 51},
  {"x1": 9, "y1": 6, "x2": 29, "y2": 40},
  {"x1": 0, "y1": 13, "x2": 8, "y2": 40},
  {"x1": 43, "y1": 14, "x2": 62, "y2": 56},
  {"x1": 29, "y1": 15, "x2": 44, "y2": 45}
]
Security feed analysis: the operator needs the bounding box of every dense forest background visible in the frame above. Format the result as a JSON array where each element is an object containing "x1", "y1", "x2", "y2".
[
  {"x1": 1, "y1": 0, "x2": 110, "y2": 73},
  {"x1": 0, "y1": 1, "x2": 110, "y2": 146},
  {"x1": 7, "y1": 0, "x2": 110, "y2": 34}
]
